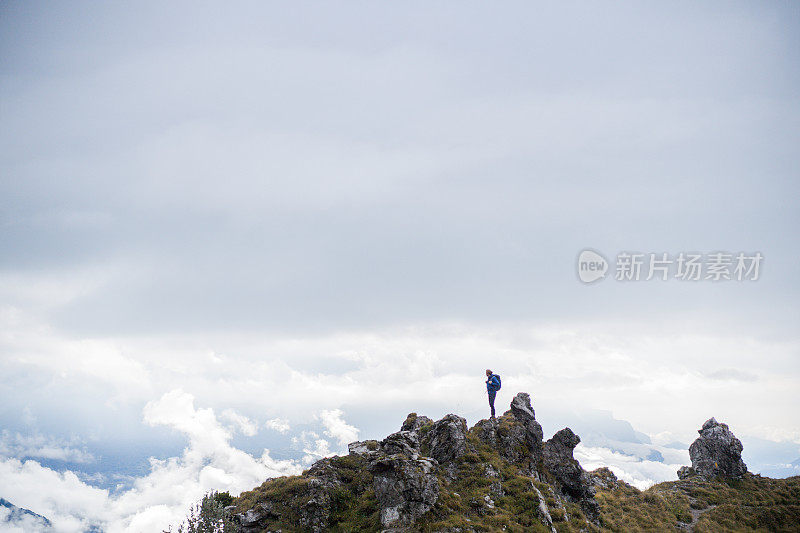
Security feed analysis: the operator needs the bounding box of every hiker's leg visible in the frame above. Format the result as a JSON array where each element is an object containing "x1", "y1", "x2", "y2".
[{"x1": 488, "y1": 391, "x2": 496, "y2": 417}]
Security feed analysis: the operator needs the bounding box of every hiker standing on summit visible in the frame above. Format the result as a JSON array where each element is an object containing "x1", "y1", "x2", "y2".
[{"x1": 485, "y1": 369, "x2": 501, "y2": 418}]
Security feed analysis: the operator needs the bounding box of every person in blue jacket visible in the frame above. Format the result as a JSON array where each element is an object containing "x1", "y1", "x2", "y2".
[{"x1": 485, "y1": 369, "x2": 501, "y2": 418}]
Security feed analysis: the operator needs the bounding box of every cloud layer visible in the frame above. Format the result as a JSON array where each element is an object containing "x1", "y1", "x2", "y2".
[
  {"x1": 1, "y1": 390, "x2": 306, "y2": 532},
  {"x1": 1, "y1": 319, "x2": 798, "y2": 529}
]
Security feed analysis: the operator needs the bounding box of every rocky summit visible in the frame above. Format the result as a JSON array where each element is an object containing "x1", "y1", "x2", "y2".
[
  {"x1": 677, "y1": 417, "x2": 748, "y2": 481},
  {"x1": 224, "y1": 396, "x2": 800, "y2": 532}
]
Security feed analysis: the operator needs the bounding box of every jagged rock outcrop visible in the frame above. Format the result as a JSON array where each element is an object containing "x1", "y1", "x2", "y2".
[
  {"x1": 232, "y1": 393, "x2": 603, "y2": 532},
  {"x1": 225, "y1": 403, "x2": 799, "y2": 532},
  {"x1": 382, "y1": 430, "x2": 420, "y2": 456},
  {"x1": 425, "y1": 414, "x2": 468, "y2": 465},
  {"x1": 369, "y1": 454, "x2": 439, "y2": 529},
  {"x1": 509, "y1": 391, "x2": 537, "y2": 422},
  {"x1": 401, "y1": 413, "x2": 433, "y2": 434},
  {"x1": 544, "y1": 428, "x2": 582, "y2": 494},
  {"x1": 343, "y1": 425, "x2": 451, "y2": 529},
  {"x1": 369, "y1": 430, "x2": 439, "y2": 529},
  {"x1": 679, "y1": 417, "x2": 748, "y2": 480},
  {"x1": 543, "y1": 427, "x2": 599, "y2": 523},
  {"x1": 472, "y1": 392, "x2": 544, "y2": 474}
]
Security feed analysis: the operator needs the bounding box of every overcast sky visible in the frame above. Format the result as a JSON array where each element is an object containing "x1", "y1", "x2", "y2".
[{"x1": 1, "y1": 2, "x2": 799, "y2": 531}]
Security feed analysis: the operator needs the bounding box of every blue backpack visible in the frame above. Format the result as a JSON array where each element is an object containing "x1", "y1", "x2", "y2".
[{"x1": 492, "y1": 374, "x2": 502, "y2": 391}]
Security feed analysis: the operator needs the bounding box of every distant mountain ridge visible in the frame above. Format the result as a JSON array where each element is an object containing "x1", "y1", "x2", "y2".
[{"x1": 0, "y1": 497, "x2": 52, "y2": 530}]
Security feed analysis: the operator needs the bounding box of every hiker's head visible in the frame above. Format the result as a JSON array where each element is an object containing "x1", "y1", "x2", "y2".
[{"x1": 485, "y1": 369, "x2": 492, "y2": 376}]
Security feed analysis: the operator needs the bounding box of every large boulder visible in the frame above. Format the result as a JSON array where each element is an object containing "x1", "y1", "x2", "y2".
[
  {"x1": 687, "y1": 417, "x2": 747, "y2": 479},
  {"x1": 425, "y1": 414, "x2": 468, "y2": 464},
  {"x1": 368, "y1": 455, "x2": 439, "y2": 529},
  {"x1": 543, "y1": 428, "x2": 599, "y2": 523},
  {"x1": 358, "y1": 426, "x2": 440, "y2": 529}
]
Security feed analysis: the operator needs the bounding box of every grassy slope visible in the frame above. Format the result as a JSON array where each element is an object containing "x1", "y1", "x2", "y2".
[{"x1": 596, "y1": 472, "x2": 800, "y2": 532}]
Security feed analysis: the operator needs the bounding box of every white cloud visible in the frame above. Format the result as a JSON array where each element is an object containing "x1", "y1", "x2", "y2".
[
  {"x1": 0, "y1": 457, "x2": 109, "y2": 532},
  {"x1": 221, "y1": 409, "x2": 258, "y2": 437},
  {"x1": 575, "y1": 443, "x2": 686, "y2": 491},
  {"x1": 3, "y1": 308, "x2": 799, "y2": 451},
  {"x1": 293, "y1": 431, "x2": 335, "y2": 466},
  {"x1": 745, "y1": 426, "x2": 800, "y2": 445},
  {"x1": 0, "y1": 390, "x2": 302, "y2": 532},
  {"x1": 21, "y1": 407, "x2": 36, "y2": 426},
  {"x1": 0, "y1": 313, "x2": 798, "y2": 528},
  {"x1": 0, "y1": 431, "x2": 95, "y2": 464},
  {"x1": 265, "y1": 418, "x2": 290, "y2": 434},
  {"x1": 319, "y1": 409, "x2": 359, "y2": 448}
]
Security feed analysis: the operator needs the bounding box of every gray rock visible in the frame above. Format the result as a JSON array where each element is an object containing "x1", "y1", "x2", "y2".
[
  {"x1": 369, "y1": 455, "x2": 439, "y2": 529},
  {"x1": 348, "y1": 439, "x2": 379, "y2": 456},
  {"x1": 481, "y1": 462, "x2": 504, "y2": 497},
  {"x1": 506, "y1": 393, "x2": 545, "y2": 464},
  {"x1": 473, "y1": 417, "x2": 500, "y2": 448},
  {"x1": 296, "y1": 459, "x2": 348, "y2": 531},
  {"x1": 543, "y1": 428, "x2": 599, "y2": 523},
  {"x1": 234, "y1": 392, "x2": 613, "y2": 531},
  {"x1": 543, "y1": 428, "x2": 585, "y2": 498},
  {"x1": 382, "y1": 430, "x2": 420, "y2": 456},
  {"x1": 509, "y1": 392, "x2": 545, "y2": 445},
  {"x1": 354, "y1": 425, "x2": 442, "y2": 529},
  {"x1": 587, "y1": 467, "x2": 632, "y2": 492},
  {"x1": 677, "y1": 465, "x2": 695, "y2": 480},
  {"x1": 531, "y1": 484, "x2": 557, "y2": 533},
  {"x1": 483, "y1": 494, "x2": 495, "y2": 509},
  {"x1": 510, "y1": 392, "x2": 537, "y2": 423},
  {"x1": 235, "y1": 501, "x2": 281, "y2": 531},
  {"x1": 298, "y1": 478, "x2": 333, "y2": 531},
  {"x1": 474, "y1": 392, "x2": 544, "y2": 474},
  {"x1": 401, "y1": 413, "x2": 434, "y2": 433},
  {"x1": 688, "y1": 417, "x2": 748, "y2": 479},
  {"x1": 238, "y1": 507, "x2": 264, "y2": 528},
  {"x1": 426, "y1": 414, "x2": 468, "y2": 464}
]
